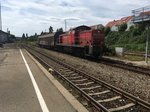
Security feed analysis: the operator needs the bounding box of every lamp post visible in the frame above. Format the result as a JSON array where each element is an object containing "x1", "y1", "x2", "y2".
[
  {"x1": 65, "y1": 19, "x2": 67, "y2": 31},
  {"x1": 64, "y1": 18, "x2": 80, "y2": 31}
]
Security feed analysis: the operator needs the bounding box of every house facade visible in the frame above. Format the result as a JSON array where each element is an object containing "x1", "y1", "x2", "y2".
[
  {"x1": 0, "y1": 30, "x2": 9, "y2": 43},
  {"x1": 106, "y1": 16, "x2": 134, "y2": 31},
  {"x1": 0, "y1": 30, "x2": 14, "y2": 43}
]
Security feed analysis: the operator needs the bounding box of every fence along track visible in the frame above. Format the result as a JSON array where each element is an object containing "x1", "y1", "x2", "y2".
[{"x1": 25, "y1": 46, "x2": 150, "y2": 112}]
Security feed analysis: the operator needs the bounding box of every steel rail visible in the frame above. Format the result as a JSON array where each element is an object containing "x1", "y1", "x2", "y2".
[{"x1": 25, "y1": 46, "x2": 109, "y2": 112}]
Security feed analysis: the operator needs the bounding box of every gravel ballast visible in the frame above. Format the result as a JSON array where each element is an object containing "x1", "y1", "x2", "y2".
[{"x1": 34, "y1": 46, "x2": 150, "y2": 103}]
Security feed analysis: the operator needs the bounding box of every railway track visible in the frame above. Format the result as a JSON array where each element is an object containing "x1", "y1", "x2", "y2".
[
  {"x1": 24, "y1": 46, "x2": 150, "y2": 112},
  {"x1": 32, "y1": 44, "x2": 150, "y2": 76},
  {"x1": 29, "y1": 45, "x2": 150, "y2": 76}
]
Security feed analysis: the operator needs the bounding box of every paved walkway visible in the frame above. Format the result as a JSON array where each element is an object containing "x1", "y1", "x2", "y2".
[{"x1": 0, "y1": 48, "x2": 87, "y2": 112}]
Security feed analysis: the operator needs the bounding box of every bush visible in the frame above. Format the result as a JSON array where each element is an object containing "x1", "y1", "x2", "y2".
[
  {"x1": 105, "y1": 28, "x2": 150, "y2": 52},
  {"x1": 138, "y1": 24, "x2": 145, "y2": 32},
  {"x1": 131, "y1": 24, "x2": 146, "y2": 36},
  {"x1": 103, "y1": 45, "x2": 116, "y2": 56},
  {"x1": 119, "y1": 23, "x2": 127, "y2": 32},
  {"x1": 129, "y1": 26, "x2": 134, "y2": 31},
  {"x1": 132, "y1": 28, "x2": 141, "y2": 36},
  {"x1": 99, "y1": 26, "x2": 105, "y2": 31},
  {"x1": 105, "y1": 31, "x2": 120, "y2": 45}
]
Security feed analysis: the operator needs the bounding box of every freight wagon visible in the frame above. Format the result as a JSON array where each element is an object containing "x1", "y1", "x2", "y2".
[{"x1": 38, "y1": 33, "x2": 55, "y2": 49}]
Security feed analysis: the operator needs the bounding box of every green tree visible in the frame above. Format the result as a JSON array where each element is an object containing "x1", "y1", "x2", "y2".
[
  {"x1": 22, "y1": 33, "x2": 25, "y2": 39},
  {"x1": 99, "y1": 26, "x2": 105, "y2": 31},
  {"x1": 132, "y1": 28, "x2": 141, "y2": 36},
  {"x1": 35, "y1": 33, "x2": 37, "y2": 37},
  {"x1": 59, "y1": 28, "x2": 63, "y2": 32},
  {"x1": 41, "y1": 31, "x2": 44, "y2": 35},
  {"x1": 129, "y1": 26, "x2": 134, "y2": 31},
  {"x1": 119, "y1": 23, "x2": 127, "y2": 32},
  {"x1": 56, "y1": 28, "x2": 63, "y2": 33},
  {"x1": 104, "y1": 27, "x2": 111, "y2": 36},
  {"x1": 26, "y1": 33, "x2": 28, "y2": 38},
  {"x1": 49, "y1": 26, "x2": 53, "y2": 33},
  {"x1": 138, "y1": 24, "x2": 145, "y2": 32}
]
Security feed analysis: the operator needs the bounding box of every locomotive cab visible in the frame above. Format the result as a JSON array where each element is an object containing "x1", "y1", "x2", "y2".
[{"x1": 91, "y1": 30, "x2": 105, "y2": 57}]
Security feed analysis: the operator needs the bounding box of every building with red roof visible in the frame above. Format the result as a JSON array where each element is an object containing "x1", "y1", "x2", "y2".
[
  {"x1": 106, "y1": 6, "x2": 150, "y2": 31},
  {"x1": 106, "y1": 16, "x2": 134, "y2": 31}
]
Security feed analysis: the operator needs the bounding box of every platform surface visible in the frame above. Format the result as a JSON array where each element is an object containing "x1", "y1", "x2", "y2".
[
  {"x1": 103, "y1": 56, "x2": 150, "y2": 67},
  {"x1": 0, "y1": 48, "x2": 78, "y2": 112}
]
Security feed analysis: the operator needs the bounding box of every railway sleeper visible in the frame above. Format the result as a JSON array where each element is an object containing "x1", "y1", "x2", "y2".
[
  {"x1": 88, "y1": 90, "x2": 110, "y2": 96},
  {"x1": 68, "y1": 76, "x2": 83, "y2": 80},
  {"x1": 66, "y1": 71, "x2": 75, "y2": 74},
  {"x1": 75, "y1": 82, "x2": 94, "y2": 86},
  {"x1": 97, "y1": 96, "x2": 121, "y2": 103},
  {"x1": 71, "y1": 78, "x2": 88, "y2": 82},
  {"x1": 59, "y1": 68, "x2": 69, "y2": 71},
  {"x1": 64, "y1": 73, "x2": 78, "y2": 77},
  {"x1": 60, "y1": 70, "x2": 73, "y2": 74},
  {"x1": 62, "y1": 72, "x2": 75, "y2": 77},
  {"x1": 81, "y1": 85, "x2": 102, "y2": 91},
  {"x1": 63, "y1": 70, "x2": 73, "y2": 73},
  {"x1": 108, "y1": 103, "x2": 135, "y2": 112}
]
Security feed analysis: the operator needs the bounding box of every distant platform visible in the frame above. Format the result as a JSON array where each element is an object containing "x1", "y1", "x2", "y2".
[{"x1": 103, "y1": 55, "x2": 150, "y2": 68}]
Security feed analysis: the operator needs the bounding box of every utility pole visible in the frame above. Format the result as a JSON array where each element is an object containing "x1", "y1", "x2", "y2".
[
  {"x1": 145, "y1": 26, "x2": 149, "y2": 63},
  {"x1": 65, "y1": 19, "x2": 67, "y2": 32},
  {"x1": 0, "y1": 1, "x2": 2, "y2": 31}
]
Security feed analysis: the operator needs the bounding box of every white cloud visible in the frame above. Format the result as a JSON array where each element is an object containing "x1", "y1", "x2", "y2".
[{"x1": 1, "y1": 0, "x2": 150, "y2": 36}]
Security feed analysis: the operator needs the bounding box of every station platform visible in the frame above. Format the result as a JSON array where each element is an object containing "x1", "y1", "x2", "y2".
[
  {"x1": 0, "y1": 48, "x2": 88, "y2": 112},
  {"x1": 103, "y1": 56, "x2": 150, "y2": 68}
]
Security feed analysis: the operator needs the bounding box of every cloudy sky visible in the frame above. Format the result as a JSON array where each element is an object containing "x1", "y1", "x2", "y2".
[{"x1": 1, "y1": 0, "x2": 150, "y2": 36}]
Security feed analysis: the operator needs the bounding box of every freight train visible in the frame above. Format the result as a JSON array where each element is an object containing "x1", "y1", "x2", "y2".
[{"x1": 38, "y1": 25, "x2": 105, "y2": 58}]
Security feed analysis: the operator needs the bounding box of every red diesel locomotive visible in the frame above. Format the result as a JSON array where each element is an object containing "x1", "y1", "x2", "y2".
[
  {"x1": 56, "y1": 25, "x2": 105, "y2": 57},
  {"x1": 38, "y1": 25, "x2": 105, "y2": 58}
]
